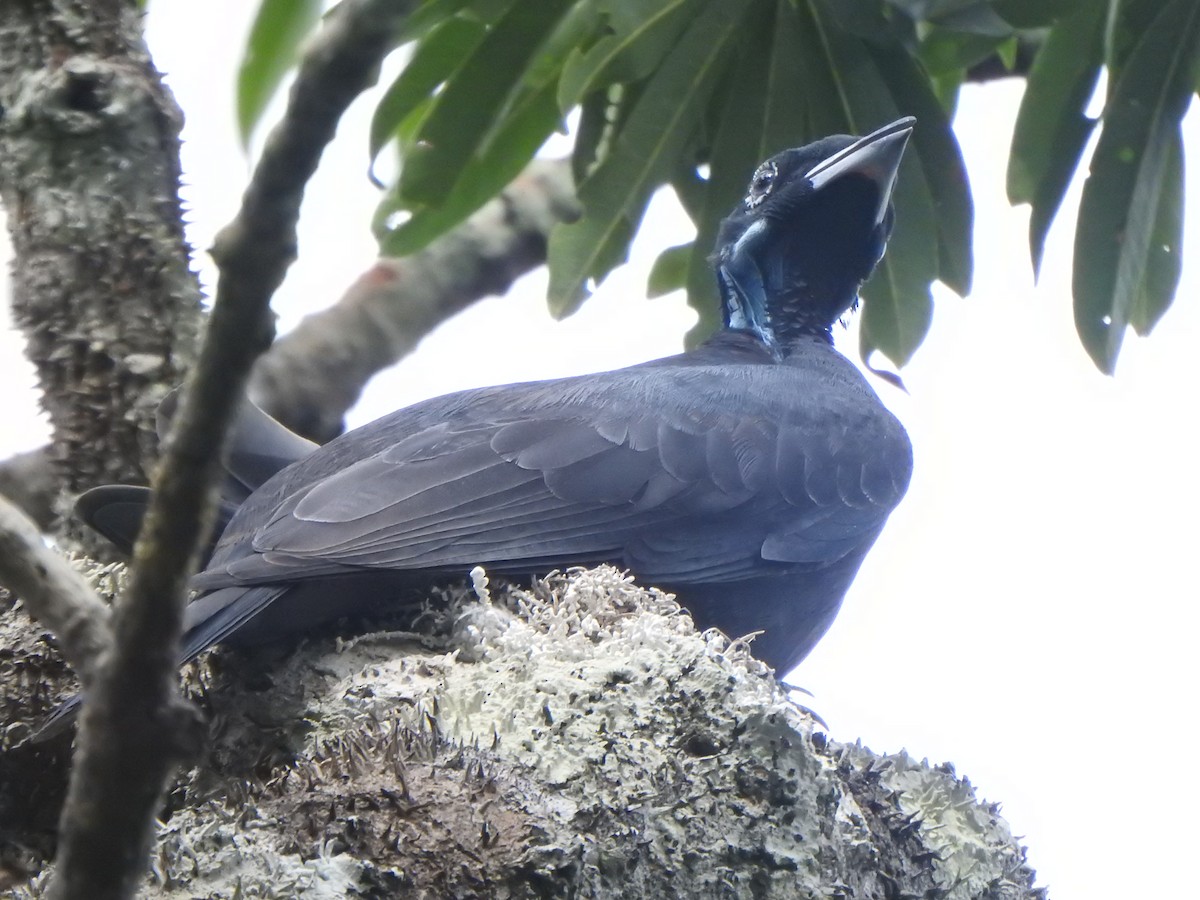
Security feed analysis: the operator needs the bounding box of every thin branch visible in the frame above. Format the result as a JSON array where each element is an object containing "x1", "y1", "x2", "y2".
[
  {"x1": 0, "y1": 496, "x2": 111, "y2": 683},
  {"x1": 48, "y1": 3, "x2": 415, "y2": 899},
  {"x1": 251, "y1": 159, "x2": 579, "y2": 441}
]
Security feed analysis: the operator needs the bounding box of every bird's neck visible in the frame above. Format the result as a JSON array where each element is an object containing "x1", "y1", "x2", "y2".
[{"x1": 721, "y1": 282, "x2": 860, "y2": 351}]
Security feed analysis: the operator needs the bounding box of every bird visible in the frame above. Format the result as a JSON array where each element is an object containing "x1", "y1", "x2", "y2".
[{"x1": 77, "y1": 117, "x2": 915, "y2": 686}]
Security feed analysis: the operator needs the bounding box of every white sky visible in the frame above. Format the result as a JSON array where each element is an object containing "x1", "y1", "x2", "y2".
[{"x1": 1, "y1": 5, "x2": 1197, "y2": 897}]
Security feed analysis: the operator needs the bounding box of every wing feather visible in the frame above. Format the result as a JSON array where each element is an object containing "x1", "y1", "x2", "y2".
[{"x1": 197, "y1": 357, "x2": 911, "y2": 594}]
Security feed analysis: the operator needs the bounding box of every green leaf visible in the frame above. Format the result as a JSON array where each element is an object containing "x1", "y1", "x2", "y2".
[
  {"x1": 922, "y1": 0, "x2": 1014, "y2": 36},
  {"x1": 1129, "y1": 132, "x2": 1184, "y2": 335},
  {"x1": 992, "y1": 0, "x2": 1084, "y2": 29},
  {"x1": 995, "y1": 35, "x2": 1018, "y2": 70},
  {"x1": 867, "y1": 42, "x2": 974, "y2": 297},
  {"x1": 647, "y1": 242, "x2": 693, "y2": 297},
  {"x1": 581, "y1": 80, "x2": 650, "y2": 180},
  {"x1": 1107, "y1": 0, "x2": 1170, "y2": 75},
  {"x1": 393, "y1": 0, "x2": 473, "y2": 44},
  {"x1": 369, "y1": 17, "x2": 488, "y2": 164},
  {"x1": 399, "y1": 0, "x2": 575, "y2": 207},
  {"x1": 1007, "y1": 0, "x2": 1105, "y2": 274},
  {"x1": 380, "y1": 79, "x2": 563, "y2": 255},
  {"x1": 930, "y1": 69, "x2": 963, "y2": 114},
  {"x1": 918, "y1": 26, "x2": 1012, "y2": 75},
  {"x1": 813, "y1": 0, "x2": 917, "y2": 44},
  {"x1": 671, "y1": 167, "x2": 707, "y2": 223},
  {"x1": 547, "y1": 0, "x2": 756, "y2": 317},
  {"x1": 558, "y1": 0, "x2": 698, "y2": 110},
  {"x1": 1073, "y1": 0, "x2": 1200, "y2": 372},
  {"x1": 572, "y1": 88, "x2": 612, "y2": 184},
  {"x1": 236, "y1": 0, "x2": 323, "y2": 149}
]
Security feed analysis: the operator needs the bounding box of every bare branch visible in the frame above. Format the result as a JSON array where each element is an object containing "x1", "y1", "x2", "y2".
[
  {"x1": 0, "y1": 496, "x2": 111, "y2": 684},
  {"x1": 251, "y1": 159, "x2": 579, "y2": 442},
  {"x1": 48, "y1": 2, "x2": 416, "y2": 898}
]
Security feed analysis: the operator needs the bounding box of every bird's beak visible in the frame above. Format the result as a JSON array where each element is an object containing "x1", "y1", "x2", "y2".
[{"x1": 804, "y1": 117, "x2": 915, "y2": 227}]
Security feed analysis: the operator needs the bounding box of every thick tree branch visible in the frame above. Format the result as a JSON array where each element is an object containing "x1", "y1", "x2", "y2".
[
  {"x1": 0, "y1": 496, "x2": 110, "y2": 683},
  {"x1": 251, "y1": 159, "x2": 578, "y2": 442},
  {"x1": 0, "y1": 1, "x2": 202, "y2": 524},
  {"x1": 48, "y1": 2, "x2": 414, "y2": 899}
]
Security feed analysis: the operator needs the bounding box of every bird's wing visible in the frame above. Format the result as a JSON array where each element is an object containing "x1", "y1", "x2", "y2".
[{"x1": 194, "y1": 383, "x2": 909, "y2": 590}]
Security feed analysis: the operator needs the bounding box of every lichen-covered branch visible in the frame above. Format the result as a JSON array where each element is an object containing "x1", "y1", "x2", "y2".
[
  {"x1": 0, "y1": 1, "x2": 202, "y2": 520},
  {"x1": 0, "y1": 497, "x2": 110, "y2": 683},
  {"x1": 7, "y1": 567, "x2": 1046, "y2": 898},
  {"x1": 48, "y1": 2, "x2": 415, "y2": 898},
  {"x1": 250, "y1": 159, "x2": 579, "y2": 442}
]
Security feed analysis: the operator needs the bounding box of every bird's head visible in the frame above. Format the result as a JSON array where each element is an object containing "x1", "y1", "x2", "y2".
[{"x1": 714, "y1": 117, "x2": 914, "y2": 352}]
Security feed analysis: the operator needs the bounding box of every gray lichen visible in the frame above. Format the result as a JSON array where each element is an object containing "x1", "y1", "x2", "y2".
[{"x1": 4, "y1": 565, "x2": 1045, "y2": 898}]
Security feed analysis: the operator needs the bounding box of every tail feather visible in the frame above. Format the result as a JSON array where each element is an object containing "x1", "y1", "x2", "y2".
[{"x1": 26, "y1": 585, "x2": 287, "y2": 745}]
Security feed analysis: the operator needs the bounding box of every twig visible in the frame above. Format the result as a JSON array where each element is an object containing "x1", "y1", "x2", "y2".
[
  {"x1": 0, "y1": 495, "x2": 111, "y2": 682},
  {"x1": 48, "y1": 3, "x2": 414, "y2": 899}
]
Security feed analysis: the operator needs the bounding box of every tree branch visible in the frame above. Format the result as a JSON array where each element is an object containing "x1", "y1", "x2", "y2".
[
  {"x1": 251, "y1": 159, "x2": 578, "y2": 442},
  {"x1": 48, "y1": 2, "x2": 415, "y2": 898},
  {"x1": 0, "y1": 496, "x2": 110, "y2": 684}
]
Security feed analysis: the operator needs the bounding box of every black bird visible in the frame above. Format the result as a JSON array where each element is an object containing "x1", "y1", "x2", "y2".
[{"x1": 80, "y1": 118, "x2": 915, "y2": 682}]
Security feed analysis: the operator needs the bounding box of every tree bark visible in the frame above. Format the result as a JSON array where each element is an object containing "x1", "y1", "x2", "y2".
[{"x1": 0, "y1": 0, "x2": 202, "y2": 523}]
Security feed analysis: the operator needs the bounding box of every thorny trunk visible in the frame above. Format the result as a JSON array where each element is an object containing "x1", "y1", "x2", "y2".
[{"x1": 0, "y1": 0, "x2": 201, "y2": 530}]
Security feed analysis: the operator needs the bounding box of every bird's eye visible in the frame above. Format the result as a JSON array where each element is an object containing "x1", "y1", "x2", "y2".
[{"x1": 745, "y1": 161, "x2": 777, "y2": 209}]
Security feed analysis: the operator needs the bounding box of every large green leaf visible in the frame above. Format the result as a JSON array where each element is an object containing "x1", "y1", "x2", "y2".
[
  {"x1": 647, "y1": 242, "x2": 694, "y2": 298},
  {"x1": 1107, "y1": 0, "x2": 1171, "y2": 74},
  {"x1": 919, "y1": 26, "x2": 1013, "y2": 75},
  {"x1": 1006, "y1": 0, "x2": 1106, "y2": 274},
  {"x1": 919, "y1": 0, "x2": 1013, "y2": 35},
  {"x1": 570, "y1": 78, "x2": 650, "y2": 187},
  {"x1": 398, "y1": 0, "x2": 576, "y2": 207},
  {"x1": 547, "y1": 0, "x2": 757, "y2": 316},
  {"x1": 1128, "y1": 132, "x2": 1184, "y2": 336},
  {"x1": 814, "y1": 0, "x2": 917, "y2": 44},
  {"x1": 571, "y1": 88, "x2": 611, "y2": 184},
  {"x1": 1073, "y1": 0, "x2": 1200, "y2": 372},
  {"x1": 380, "y1": 79, "x2": 563, "y2": 255},
  {"x1": 393, "y1": 0, "x2": 473, "y2": 44},
  {"x1": 992, "y1": 0, "x2": 1083, "y2": 29},
  {"x1": 558, "y1": 0, "x2": 699, "y2": 110},
  {"x1": 236, "y1": 0, "x2": 324, "y2": 148},
  {"x1": 368, "y1": 17, "x2": 488, "y2": 164}
]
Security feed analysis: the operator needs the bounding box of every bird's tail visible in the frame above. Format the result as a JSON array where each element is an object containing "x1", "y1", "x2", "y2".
[{"x1": 23, "y1": 585, "x2": 286, "y2": 746}]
